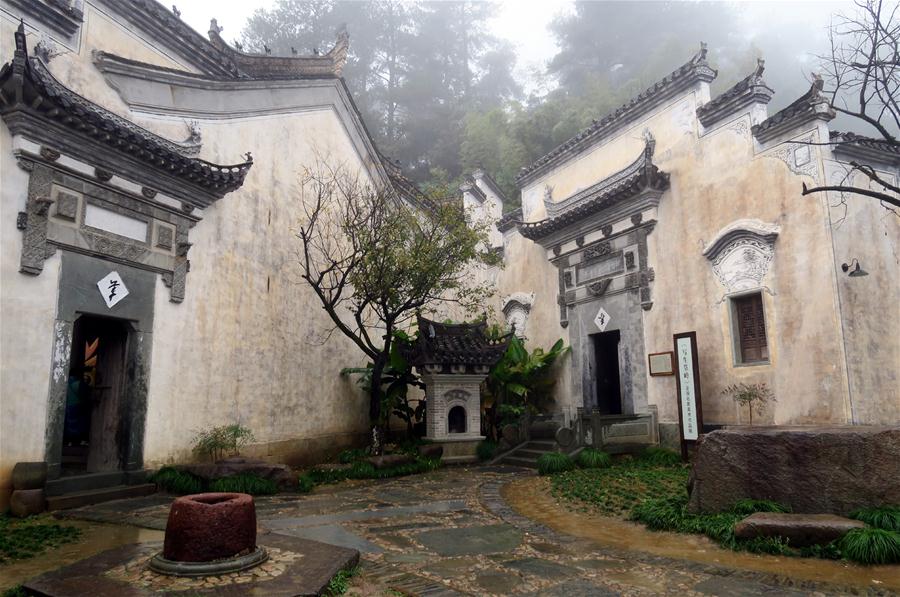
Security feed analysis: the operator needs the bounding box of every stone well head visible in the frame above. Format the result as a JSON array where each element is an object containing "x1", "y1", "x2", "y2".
[{"x1": 151, "y1": 492, "x2": 267, "y2": 576}]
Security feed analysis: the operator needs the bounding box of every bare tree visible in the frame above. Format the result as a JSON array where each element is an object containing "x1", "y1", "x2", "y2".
[
  {"x1": 295, "y1": 160, "x2": 498, "y2": 446},
  {"x1": 801, "y1": 0, "x2": 900, "y2": 211}
]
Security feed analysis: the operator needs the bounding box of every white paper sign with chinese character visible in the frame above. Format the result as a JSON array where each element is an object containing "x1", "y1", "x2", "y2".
[
  {"x1": 97, "y1": 271, "x2": 129, "y2": 309},
  {"x1": 594, "y1": 307, "x2": 611, "y2": 332},
  {"x1": 676, "y1": 336, "x2": 699, "y2": 440}
]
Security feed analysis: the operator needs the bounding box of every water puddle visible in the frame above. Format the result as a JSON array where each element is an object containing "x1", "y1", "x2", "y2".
[
  {"x1": 502, "y1": 477, "x2": 900, "y2": 591},
  {"x1": 0, "y1": 520, "x2": 164, "y2": 590}
]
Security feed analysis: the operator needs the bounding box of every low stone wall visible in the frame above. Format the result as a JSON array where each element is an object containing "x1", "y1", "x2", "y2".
[{"x1": 688, "y1": 426, "x2": 900, "y2": 515}]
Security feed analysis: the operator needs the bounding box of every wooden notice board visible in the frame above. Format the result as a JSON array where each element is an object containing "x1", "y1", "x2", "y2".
[{"x1": 673, "y1": 331, "x2": 704, "y2": 460}]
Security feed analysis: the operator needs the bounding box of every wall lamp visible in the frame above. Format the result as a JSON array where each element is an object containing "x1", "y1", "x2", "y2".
[{"x1": 841, "y1": 258, "x2": 869, "y2": 277}]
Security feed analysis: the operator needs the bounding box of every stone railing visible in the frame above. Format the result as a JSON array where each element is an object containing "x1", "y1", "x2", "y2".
[{"x1": 575, "y1": 408, "x2": 659, "y2": 453}]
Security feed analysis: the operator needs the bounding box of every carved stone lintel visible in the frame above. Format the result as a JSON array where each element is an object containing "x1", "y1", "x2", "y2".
[
  {"x1": 142, "y1": 187, "x2": 158, "y2": 199},
  {"x1": 39, "y1": 146, "x2": 61, "y2": 162},
  {"x1": 94, "y1": 168, "x2": 113, "y2": 181},
  {"x1": 631, "y1": 213, "x2": 643, "y2": 226}
]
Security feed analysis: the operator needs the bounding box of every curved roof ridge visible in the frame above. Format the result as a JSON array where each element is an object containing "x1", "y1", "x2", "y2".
[{"x1": 516, "y1": 43, "x2": 716, "y2": 187}]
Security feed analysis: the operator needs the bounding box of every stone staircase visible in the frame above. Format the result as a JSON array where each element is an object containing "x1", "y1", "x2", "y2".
[
  {"x1": 45, "y1": 470, "x2": 156, "y2": 511},
  {"x1": 498, "y1": 439, "x2": 559, "y2": 469}
]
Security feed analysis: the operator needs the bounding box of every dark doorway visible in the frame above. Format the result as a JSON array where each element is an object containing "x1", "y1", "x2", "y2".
[
  {"x1": 447, "y1": 406, "x2": 467, "y2": 434},
  {"x1": 63, "y1": 315, "x2": 130, "y2": 475},
  {"x1": 593, "y1": 330, "x2": 622, "y2": 415}
]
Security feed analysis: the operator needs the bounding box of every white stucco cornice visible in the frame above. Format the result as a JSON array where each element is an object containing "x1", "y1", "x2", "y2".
[{"x1": 702, "y1": 219, "x2": 781, "y2": 260}]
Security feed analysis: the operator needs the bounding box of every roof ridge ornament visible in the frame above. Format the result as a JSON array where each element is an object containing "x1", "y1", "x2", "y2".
[
  {"x1": 696, "y1": 56, "x2": 774, "y2": 128},
  {"x1": 752, "y1": 72, "x2": 834, "y2": 143},
  {"x1": 207, "y1": 19, "x2": 350, "y2": 79}
]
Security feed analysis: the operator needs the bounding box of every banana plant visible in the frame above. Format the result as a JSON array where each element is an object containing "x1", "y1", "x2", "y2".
[{"x1": 483, "y1": 336, "x2": 569, "y2": 440}]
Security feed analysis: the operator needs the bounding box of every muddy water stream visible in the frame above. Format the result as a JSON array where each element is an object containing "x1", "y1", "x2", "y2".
[
  {"x1": 0, "y1": 520, "x2": 164, "y2": 590},
  {"x1": 502, "y1": 477, "x2": 900, "y2": 591}
]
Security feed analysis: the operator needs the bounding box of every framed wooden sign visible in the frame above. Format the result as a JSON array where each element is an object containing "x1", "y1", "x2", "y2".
[
  {"x1": 673, "y1": 331, "x2": 704, "y2": 460},
  {"x1": 648, "y1": 351, "x2": 675, "y2": 376}
]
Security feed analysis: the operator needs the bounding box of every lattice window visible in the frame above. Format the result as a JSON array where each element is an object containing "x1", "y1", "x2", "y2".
[{"x1": 732, "y1": 293, "x2": 768, "y2": 363}]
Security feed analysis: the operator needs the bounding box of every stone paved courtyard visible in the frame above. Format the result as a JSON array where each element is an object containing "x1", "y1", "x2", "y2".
[{"x1": 28, "y1": 466, "x2": 899, "y2": 596}]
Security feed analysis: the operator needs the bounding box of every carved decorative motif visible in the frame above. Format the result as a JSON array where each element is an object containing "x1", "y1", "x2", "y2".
[
  {"x1": 576, "y1": 236, "x2": 584, "y2": 247},
  {"x1": 94, "y1": 168, "x2": 113, "y2": 181},
  {"x1": 631, "y1": 213, "x2": 643, "y2": 226},
  {"x1": 156, "y1": 225, "x2": 174, "y2": 250},
  {"x1": 563, "y1": 271, "x2": 573, "y2": 288},
  {"x1": 768, "y1": 135, "x2": 821, "y2": 184},
  {"x1": 502, "y1": 292, "x2": 535, "y2": 338},
  {"x1": 625, "y1": 251, "x2": 635, "y2": 269},
  {"x1": 602, "y1": 224, "x2": 613, "y2": 237},
  {"x1": 587, "y1": 278, "x2": 613, "y2": 296},
  {"x1": 584, "y1": 241, "x2": 612, "y2": 260},
  {"x1": 552, "y1": 245, "x2": 561, "y2": 256},
  {"x1": 728, "y1": 119, "x2": 750, "y2": 137},
  {"x1": 142, "y1": 187, "x2": 158, "y2": 199},
  {"x1": 703, "y1": 220, "x2": 780, "y2": 292},
  {"x1": 39, "y1": 146, "x2": 60, "y2": 161},
  {"x1": 55, "y1": 191, "x2": 79, "y2": 221},
  {"x1": 20, "y1": 165, "x2": 54, "y2": 275}
]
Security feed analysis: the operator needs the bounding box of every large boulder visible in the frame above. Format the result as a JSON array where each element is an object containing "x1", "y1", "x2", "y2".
[
  {"x1": 10, "y1": 489, "x2": 45, "y2": 517},
  {"x1": 367, "y1": 454, "x2": 414, "y2": 469},
  {"x1": 733, "y1": 512, "x2": 865, "y2": 547},
  {"x1": 688, "y1": 426, "x2": 900, "y2": 514}
]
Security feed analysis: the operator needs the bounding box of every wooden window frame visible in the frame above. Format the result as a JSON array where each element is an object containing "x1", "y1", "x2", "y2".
[{"x1": 728, "y1": 290, "x2": 770, "y2": 366}]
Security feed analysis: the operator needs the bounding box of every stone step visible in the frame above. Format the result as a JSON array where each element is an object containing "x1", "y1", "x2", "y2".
[
  {"x1": 516, "y1": 449, "x2": 552, "y2": 459},
  {"x1": 46, "y1": 483, "x2": 157, "y2": 511},
  {"x1": 501, "y1": 457, "x2": 538, "y2": 469},
  {"x1": 45, "y1": 469, "x2": 151, "y2": 496},
  {"x1": 523, "y1": 440, "x2": 556, "y2": 450}
]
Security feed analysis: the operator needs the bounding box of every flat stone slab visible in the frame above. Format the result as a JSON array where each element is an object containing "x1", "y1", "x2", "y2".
[
  {"x1": 503, "y1": 557, "x2": 578, "y2": 580},
  {"x1": 277, "y1": 524, "x2": 384, "y2": 554},
  {"x1": 525, "y1": 578, "x2": 620, "y2": 596},
  {"x1": 694, "y1": 576, "x2": 811, "y2": 597},
  {"x1": 23, "y1": 533, "x2": 358, "y2": 596},
  {"x1": 424, "y1": 557, "x2": 478, "y2": 578},
  {"x1": 688, "y1": 426, "x2": 900, "y2": 514},
  {"x1": 476, "y1": 570, "x2": 523, "y2": 594},
  {"x1": 733, "y1": 512, "x2": 865, "y2": 546},
  {"x1": 416, "y1": 524, "x2": 523, "y2": 556}
]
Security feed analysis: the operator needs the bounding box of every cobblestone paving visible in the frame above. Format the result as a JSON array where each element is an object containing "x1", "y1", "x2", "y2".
[{"x1": 59, "y1": 465, "x2": 898, "y2": 596}]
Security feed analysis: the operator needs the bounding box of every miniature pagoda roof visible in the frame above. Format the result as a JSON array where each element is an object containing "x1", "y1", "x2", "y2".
[
  {"x1": 405, "y1": 316, "x2": 512, "y2": 369},
  {"x1": 517, "y1": 136, "x2": 669, "y2": 241},
  {"x1": 696, "y1": 59, "x2": 774, "y2": 127},
  {"x1": 751, "y1": 74, "x2": 835, "y2": 143},
  {"x1": 516, "y1": 43, "x2": 716, "y2": 187},
  {"x1": 0, "y1": 22, "x2": 253, "y2": 208}
]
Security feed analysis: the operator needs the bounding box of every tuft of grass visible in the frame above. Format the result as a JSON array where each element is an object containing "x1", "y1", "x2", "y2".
[
  {"x1": 150, "y1": 466, "x2": 205, "y2": 495},
  {"x1": 348, "y1": 461, "x2": 377, "y2": 479},
  {"x1": 850, "y1": 506, "x2": 900, "y2": 532},
  {"x1": 731, "y1": 499, "x2": 791, "y2": 516},
  {"x1": 0, "y1": 515, "x2": 81, "y2": 564},
  {"x1": 839, "y1": 527, "x2": 900, "y2": 565},
  {"x1": 3, "y1": 587, "x2": 29, "y2": 597},
  {"x1": 338, "y1": 448, "x2": 367, "y2": 464},
  {"x1": 324, "y1": 565, "x2": 359, "y2": 596},
  {"x1": 637, "y1": 446, "x2": 682, "y2": 467},
  {"x1": 297, "y1": 474, "x2": 315, "y2": 494},
  {"x1": 477, "y1": 440, "x2": 498, "y2": 462},
  {"x1": 209, "y1": 474, "x2": 278, "y2": 495},
  {"x1": 576, "y1": 448, "x2": 612, "y2": 469},
  {"x1": 537, "y1": 452, "x2": 575, "y2": 476}
]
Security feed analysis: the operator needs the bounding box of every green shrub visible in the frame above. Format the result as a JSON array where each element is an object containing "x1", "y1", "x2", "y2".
[
  {"x1": 324, "y1": 565, "x2": 359, "y2": 596},
  {"x1": 850, "y1": 506, "x2": 900, "y2": 532},
  {"x1": 192, "y1": 424, "x2": 255, "y2": 462},
  {"x1": 210, "y1": 474, "x2": 278, "y2": 496},
  {"x1": 637, "y1": 446, "x2": 682, "y2": 467},
  {"x1": 839, "y1": 527, "x2": 900, "y2": 565},
  {"x1": 800, "y1": 541, "x2": 843, "y2": 560},
  {"x1": 3, "y1": 586, "x2": 28, "y2": 597},
  {"x1": 537, "y1": 452, "x2": 575, "y2": 475},
  {"x1": 731, "y1": 499, "x2": 791, "y2": 516},
  {"x1": 477, "y1": 440, "x2": 498, "y2": 462},
  {"x1": 297, "y1": 474, "x2": 315, "y2": 494},
  {"x1": 151, "y1": 466, "x2": 205, "y2": 494},
  {"x1": 576, "y1": 448, "x2": 612, "y2": 469},
  {"x1": 338, "y1": 448, "x2": 367, "y2": 464},
  {"x1": 630, "y1": 495, "x2": 691, "y2": 531}
]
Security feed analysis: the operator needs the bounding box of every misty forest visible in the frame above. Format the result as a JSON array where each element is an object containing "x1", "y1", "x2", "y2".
[{"x1": 241, "y1": 0, "x2": 843, "y2": 204}]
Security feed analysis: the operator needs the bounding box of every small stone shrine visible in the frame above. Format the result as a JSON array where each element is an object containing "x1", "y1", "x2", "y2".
[{"x1": 405, "y1": 316, "x2": 511, "y2": 458}]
